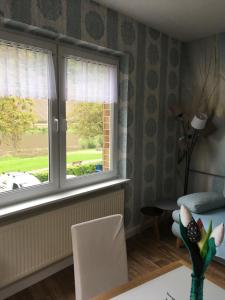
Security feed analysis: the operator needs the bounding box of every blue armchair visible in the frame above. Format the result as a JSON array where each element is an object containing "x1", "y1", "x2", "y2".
[{"x1": 172, "y1": 192, "x2": 225, "y2": 261}]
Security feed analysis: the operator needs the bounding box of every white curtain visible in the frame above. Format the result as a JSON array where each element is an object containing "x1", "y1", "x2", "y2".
[
  {"x1": 65, "y1": 56, "x2": 117, "y2": 103},
  {"x1": 0, "y1": 39, "x2": 55, "y2": 100}
]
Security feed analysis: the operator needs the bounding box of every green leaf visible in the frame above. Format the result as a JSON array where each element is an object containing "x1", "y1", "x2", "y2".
[
  {"x1": 203, "y1": 238, "x2": 216, "y2": 273},
  {"x1": 200, "y1": 220, "x2": 212, "y2": 258}
]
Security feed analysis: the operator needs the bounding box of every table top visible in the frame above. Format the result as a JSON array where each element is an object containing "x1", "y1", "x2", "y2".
[
  {"x1": 92, "y1": 260, "x2": 225, "y2": 300},
  {"x1": 156, "y1": 199, "x2": 179, "y2": 211}
]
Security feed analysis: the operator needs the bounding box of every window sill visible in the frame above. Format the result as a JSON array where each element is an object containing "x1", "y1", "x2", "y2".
[{"x1": 0, "y1": 178, "x2": 129, "y2": 220}]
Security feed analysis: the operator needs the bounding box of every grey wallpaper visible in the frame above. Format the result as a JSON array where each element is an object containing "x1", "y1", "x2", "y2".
[
  {"x1": 180, "y1": 34, "x2": 225, "y2": 195},
  {"x1": 0, "y1": 0, "x2": 181, "y2": 229}
]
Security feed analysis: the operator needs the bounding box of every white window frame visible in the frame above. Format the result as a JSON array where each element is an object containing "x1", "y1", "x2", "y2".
[
  {"x1": 0, "y1": 30, "x2": 60, "y2": 206},
  {"x1": 0, "y1": 29, "x2": 119, "y2": 207},
  {"x1": 58, "y1": 45, "x2": 119, "y2": 190}
]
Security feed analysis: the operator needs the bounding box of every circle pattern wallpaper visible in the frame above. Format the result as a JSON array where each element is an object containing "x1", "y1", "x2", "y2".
[
  {"x1": 146, "y1": 94, "x2": 157, "y2": 114},
  {"x1": 145, "y1": 118, "x2": 157, "y2": 137},
  {"x1": 165, "y1": 156, "x2": 173, "y2": 173},
  {"x1": 121, "y1": 20, "x2": 136, "y2": 45},
  {"x1": 144, "y1": 186, "x2": 155, "y2": 204},
  {"x1": 166, "y1": 136, "x2": 175, "y2": 153},
  {"x1": 85, "y1": 11, "x2": 104, "y2": 40},
  {"x1": 148, "y1": 43, "x2": 159, "y2": 65},
  {"x1": 167, "y1": 93, "x2": 177, "y2": 109},
  {"x1": 145, "y1": 142, "x2": 156, "y2": 160},
  {"x1": 11, "y1": 0, "x2": 31, "y2": 23},
  {"x1": 144, "y1": 164, "x2": 155, "y2": 183},
  {"x1": 124, "y1": 207, "x2": 131, "y2": 227},
  {"x1": 147, "y1": 70, "x2": 159, "y2": 90},
  {"x1": 164, "y1": 177, "x2": 173, "y2": 193},
  {"x1": 167, "y1": 117, "x2": 176, "y2": 132},
  {"x1": 149, "y1": 28, "x2": 160, "y2": 40},
  {"x1": 126, "y1": 183, "x2": 133, "y2": 201},
  {"x1": 37, "y1": 0, "x2": 62, "y2": 20},
  {"x1": 170, "y1": 48, "x2": 179, "y2": 67},
  {"x1": 127, "y1": 133, "x2": 133, "y2": 153},
  {"x1": 169, "y1": 71, "x2": 178, "y2": 89}
]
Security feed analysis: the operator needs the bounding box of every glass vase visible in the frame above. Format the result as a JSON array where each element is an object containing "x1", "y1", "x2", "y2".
[{"x1": 190, "y1": 274, "x2": 205, "y2": 300}]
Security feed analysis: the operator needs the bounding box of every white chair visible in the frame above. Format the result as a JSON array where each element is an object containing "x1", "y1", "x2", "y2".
[{"x1": 71, "y1": 214, "x2": 128, "y2": 300}]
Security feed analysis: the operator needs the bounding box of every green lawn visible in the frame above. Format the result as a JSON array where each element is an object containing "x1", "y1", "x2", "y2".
[{"x1": 0, "y1": 149, "x2": 102, "y2": 173}]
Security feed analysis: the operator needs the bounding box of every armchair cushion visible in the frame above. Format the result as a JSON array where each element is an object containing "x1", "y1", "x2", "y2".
[
  {"x1": 172, "y1": 210, "x2": 180, "y2": 223},
  {"x1": 172, "y1": 221, "x2": 182, "y2": 239},
  {"x1": 177, "y1": 192, "x2": 225, "y2": 213}
]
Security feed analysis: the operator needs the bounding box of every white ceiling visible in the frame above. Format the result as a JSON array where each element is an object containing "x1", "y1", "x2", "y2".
[{"x1": 95, "y1": 0, "x2": 225, "y2": 41}]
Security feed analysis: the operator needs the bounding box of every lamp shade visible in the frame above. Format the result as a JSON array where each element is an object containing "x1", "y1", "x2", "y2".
[{"x1": 191, "y1": 113, "x2": 207, "y2": 130}]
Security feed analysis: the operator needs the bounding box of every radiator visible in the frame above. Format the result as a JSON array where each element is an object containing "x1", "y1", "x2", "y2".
[{"x1": 0, "y1": 189, "x2": 124, "y2": 288}]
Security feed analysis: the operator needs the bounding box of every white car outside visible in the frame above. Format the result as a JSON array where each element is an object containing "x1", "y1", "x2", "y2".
[{"x1": 0, "y1": 172, "x2": 41, "y2": 192}]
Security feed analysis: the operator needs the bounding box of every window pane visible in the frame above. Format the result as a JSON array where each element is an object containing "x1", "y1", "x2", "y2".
[
  {"x1": 0, "y1": 40, "x2": 52, "y2": 194},
  {"x1": 66, "y1": 102, "x2": 113, "y2": 178},
  {"x1": 65, "y1": 56, "x2": 116, "y2": 179}
]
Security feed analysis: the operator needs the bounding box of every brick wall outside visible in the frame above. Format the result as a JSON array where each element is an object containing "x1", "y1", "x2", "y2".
[{"x1": 103, "y1": 103, "x2": 111, "y2": 171}]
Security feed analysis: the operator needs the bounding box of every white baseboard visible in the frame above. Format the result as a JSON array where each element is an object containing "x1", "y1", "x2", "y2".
[{"x1": 0, "y1": 224, "x2": 151, "y2": 300}]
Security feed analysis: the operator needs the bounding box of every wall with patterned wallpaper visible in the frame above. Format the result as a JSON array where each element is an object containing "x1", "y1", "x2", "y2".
[
  {"x1": 180, "y1": 34, "x2": 225, "y2": 195},
  {"x1": 0, "y1": 0, "x2": 181, "y2": 229}
]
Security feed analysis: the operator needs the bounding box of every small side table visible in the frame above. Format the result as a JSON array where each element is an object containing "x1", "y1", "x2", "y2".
[
  {"x1": 156, "y1": 199, "x2": 179, "y2": 246},
  {"x1": 156, "y1": 199, "x2": 178, "y2": 212},
  {"x1": 140, "y1": 207, "x2": 163, "y2": 241}
]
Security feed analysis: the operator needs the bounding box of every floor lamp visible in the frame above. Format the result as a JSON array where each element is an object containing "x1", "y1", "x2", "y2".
[{"x1": 182, "y1": 113, "x2": 208, "y2": 195}]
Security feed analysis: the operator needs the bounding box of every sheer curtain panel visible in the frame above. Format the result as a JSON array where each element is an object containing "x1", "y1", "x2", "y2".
[
  {"x1": 65, "y1": 56, "x2": 117, "y2": 103},
  {"x1": 0, "y1": 39, "x2": 55, "y2": 101}
]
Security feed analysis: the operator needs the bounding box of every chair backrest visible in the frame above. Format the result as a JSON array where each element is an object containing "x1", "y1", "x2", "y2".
[{"x1": 71, "y1": 214, "x2": 128, "y2": 300}]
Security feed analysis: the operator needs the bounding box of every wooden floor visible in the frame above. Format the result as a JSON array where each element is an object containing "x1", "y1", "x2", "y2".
[{"x1": 7, "y1": 222, "x2": 225, "y2": 300}]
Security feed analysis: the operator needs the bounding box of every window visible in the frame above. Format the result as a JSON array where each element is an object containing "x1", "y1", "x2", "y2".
[
  {"x1": 0, "y1": 31, "x2": 118, "y2": 205},
  {"x1": 61, "y1": 48, "x2": 118, "y2": 188}
]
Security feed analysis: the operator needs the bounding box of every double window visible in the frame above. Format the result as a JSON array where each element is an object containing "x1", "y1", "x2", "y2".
[{"x1": 0, "y1": 31, "x2": 118, "y2": 205}]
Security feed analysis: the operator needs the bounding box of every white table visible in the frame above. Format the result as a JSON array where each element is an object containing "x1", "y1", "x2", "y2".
[
  {"x1": 93, "y1": 261, "x2": 225, "y2": 300},
  {"x1": 112, "y1": 266, "x2": 225, "y2": 300}
]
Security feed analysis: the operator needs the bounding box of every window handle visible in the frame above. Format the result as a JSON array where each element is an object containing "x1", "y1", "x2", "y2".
[{"x1": 53, "y1": 118, "x2": 59, "y2": 132}]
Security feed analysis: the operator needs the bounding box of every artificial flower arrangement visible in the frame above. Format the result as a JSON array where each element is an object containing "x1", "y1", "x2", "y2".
[{"x1": 179, "y1": 205, "x2": 224, "y2": 300}]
